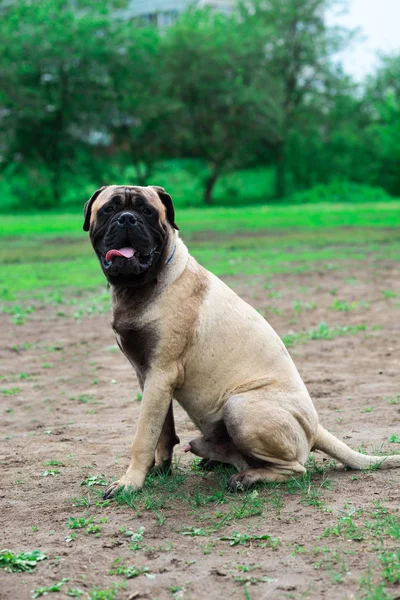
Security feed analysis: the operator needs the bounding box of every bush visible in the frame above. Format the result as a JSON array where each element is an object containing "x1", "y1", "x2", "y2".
[{"x1": 286, "y1": 181, "x2": 395, "y2": 204}]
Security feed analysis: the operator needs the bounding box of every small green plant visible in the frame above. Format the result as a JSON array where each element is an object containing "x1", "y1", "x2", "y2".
[
  {"x1": 41, "y1": 470, "x2": 60, "y2": 477},
  {"x1": 387, "y1": 395, "x2": 400, "y2": 405},
  {"x1": 80, "y1": 474, "x2": 107, "y2": 487},
  {"x1": 379, "y1": 549, "x2": 400, "y2": 584},
  {"x1": 66, "y1": 516, "x2": 94, "y2": 529},
  {"x1": 86, "y1": 524, "x2": 100, "y2": 535},
  {"x1": 66, "y1": 589, "x2": 85, "y2": 598},
  {"x1": 218, "y1": 532, "x2": 280, "y2": 548},
  {"x1": 0, "y1": 549, "x2": 47, "y2": 572},
  {"x1": 32, "y1": 578, "x2": 70, "y2": 598},
  {"x1": 87, "y1": 583, "x2": 125, "y2": 600},
  {"x1": 182, "y1": 527, "x2": 210, "y2": 537},
  {"x1": 331, "y1": 299, "x2": 358, "y2": 312},
  {"x1": 1, "y1": 387, "x2": 20, "y2": 396},
  {"x1": 135, "y1": 392, "x2": 143, "y2": 401},
  {"x1": 109, "y1": 558, "x2": 150, "y2": 579},
  {"x1": 44, "y1": 459, "x2": 63, "y2": 466},
  {"x1": 381, "y1": 289, "x2": 397, "y2": 299},
  {"x1": 389, "y1": 433, "x2": 400, "y2": 443},
  {"x1": 323, "y1": 509, "x2": 364, "y2": 541},
  {"x1": 124, "y1": 526, "x2": 145, "y2": 551}
]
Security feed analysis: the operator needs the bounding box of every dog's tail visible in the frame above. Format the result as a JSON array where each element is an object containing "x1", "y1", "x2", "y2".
[{"x1": 313, "y1": 424, "x2": 400, "y2": 470}]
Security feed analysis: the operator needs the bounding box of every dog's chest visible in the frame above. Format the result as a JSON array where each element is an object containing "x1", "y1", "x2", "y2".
[{"x1": 113, "y1": 323, "x2": 158, "y2": 381}]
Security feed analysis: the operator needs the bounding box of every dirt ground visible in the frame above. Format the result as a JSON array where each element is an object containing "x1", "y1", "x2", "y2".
[{"x1": 1, "y1": 257, "x2": 399, "y2": 600}]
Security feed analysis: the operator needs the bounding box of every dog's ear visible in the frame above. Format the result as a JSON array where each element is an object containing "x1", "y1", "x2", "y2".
[
  {"x1": 83, "y1": 187, "x2": 106, "y2": 232},
  {"x1": 152, "y1": 186, "x2": 179, "y2": 230}
]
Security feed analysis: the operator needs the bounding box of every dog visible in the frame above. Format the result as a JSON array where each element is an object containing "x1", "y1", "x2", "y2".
[{"x1": 83, "y1": 184, "x2": 400, "y2": 497}]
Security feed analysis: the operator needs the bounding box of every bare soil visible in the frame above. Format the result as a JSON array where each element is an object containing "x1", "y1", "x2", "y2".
[{"x1": 1, "y1": 258, "x2": 399, "y2": 600}]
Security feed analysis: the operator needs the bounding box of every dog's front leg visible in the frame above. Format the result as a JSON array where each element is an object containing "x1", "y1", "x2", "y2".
[{"x1": 103, "y1": 369, "x2": 177, "y2": 498}]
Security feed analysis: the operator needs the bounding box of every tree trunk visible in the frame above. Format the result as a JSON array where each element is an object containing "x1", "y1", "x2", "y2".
[
  {"x1": 275, "y1": 140, "x2": 286, "y2": 199},
  {"x1": 203, "y1": 163, "x2": 221, "y2": 205}
]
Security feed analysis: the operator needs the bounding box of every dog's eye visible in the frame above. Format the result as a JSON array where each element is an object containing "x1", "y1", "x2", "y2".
[
  {"x1": 142, "y1": 207, "x2": 152, "y2": 216},
  {"x1": 103, "y1": 205, "x2": 114, "y2": 214}
]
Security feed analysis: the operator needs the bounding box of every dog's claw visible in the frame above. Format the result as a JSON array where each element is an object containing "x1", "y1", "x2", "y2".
[{"x1": 102, "y1": 481, "x2": 122, "y2": 500}]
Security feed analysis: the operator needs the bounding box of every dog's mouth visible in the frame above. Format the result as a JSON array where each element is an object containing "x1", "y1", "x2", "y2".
[
  {"x1": 105, "y1": 247, "x2": 136, "y2": 262},
  {"x1": 102, "y1": 245, "x2": 160, "y2": 271}
]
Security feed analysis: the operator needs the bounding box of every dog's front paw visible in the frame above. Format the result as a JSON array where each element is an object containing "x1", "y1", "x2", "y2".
[{"x1": 103, "y1": 470, "x2": 145, "y2": 499}]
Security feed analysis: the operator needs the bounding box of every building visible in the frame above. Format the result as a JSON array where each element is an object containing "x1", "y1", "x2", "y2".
[{"x1": 129, "y1": 1, "x2": 234, "y2": 27}]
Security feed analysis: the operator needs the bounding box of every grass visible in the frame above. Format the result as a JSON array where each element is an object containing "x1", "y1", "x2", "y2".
[
  {"x1": 282, "y1": 322, "x2": 367, "y2": 348},
  {"x1": 1, "y1": 201, "x2": 400, "y2": 238},
  {"x1": 1, "y1": 205, "x2": 400, "y2": 296},
  {"x1": 1, "y1": 200, "x2": 399, "y2": 599}
]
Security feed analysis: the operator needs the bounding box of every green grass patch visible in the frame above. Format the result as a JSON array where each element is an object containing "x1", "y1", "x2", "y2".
[{"x1": 282, "y1": 323, "x2": 367, "y2": 348}]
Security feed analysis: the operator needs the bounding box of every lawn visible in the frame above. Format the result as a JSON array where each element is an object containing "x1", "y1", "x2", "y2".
[{"x1": 1, "y1": 200, "x2": 399, "y2": 600}]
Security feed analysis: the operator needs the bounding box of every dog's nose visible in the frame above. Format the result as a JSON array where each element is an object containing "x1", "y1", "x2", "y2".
[{"x1": 117, "y1": 212, "x2": 137, "y2": 227}]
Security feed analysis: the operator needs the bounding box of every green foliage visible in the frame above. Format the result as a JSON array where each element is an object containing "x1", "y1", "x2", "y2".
[
  {"x1": 1, "y1": 0, "x2": 400, "y2": 207},
  {"x1": 286, "y1": 182, "x2": 395, "y2": 205},
  {"x1": 32, "y1": 578, "x2": 70, "y2": 598},
  {"x1": 0, "y1": 549, "x2": 47, "y2": 572}
]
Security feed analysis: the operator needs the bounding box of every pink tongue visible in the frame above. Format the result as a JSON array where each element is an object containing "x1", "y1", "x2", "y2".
[{"x1": 105, "y1": 247, "x2": 135, "y2": 262}]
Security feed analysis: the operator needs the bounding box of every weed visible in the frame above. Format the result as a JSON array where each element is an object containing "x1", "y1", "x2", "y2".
[
  {"x1": 381, "y1": 290, "x2": 397, "y2": 299},
  {"x1": 87, "y1": 583, "x2": 125, "y2": 600},
  {"x1": 293, "y1": 300, "x2": 317, "y2": 314},
  {"x1": 66, "y1": 516, "x2": 94, "y2": 529},
  {"x1": 219, "y1": 532, "x2": 280, "y2": 548},
  {"x1": 387, "y1": 395, "x2": 400, "y2": 405},
  {"x1": 323, "y1": 509, "x2": 365, "y2": 541},
  {"x1": 32, "y1": 578, "x2": 70, "y2": 598},
  {"x1": 1, "y1": 387, "x2": 20, "y2": 396},
  {"x1": 0, "y1": 549, "x2": 47, "y2": 572},
  {"x1": 389, "y1": 433, "x2": 400, "y2": 443},
  {"x1": 41, "y1": 470, "x2": 60, "y2": 477},
  {"x1": 182, "y1": 527, "x2": 210, "y2": 537},
  {"x1": 66, "y1": 590, "x2": 85, "y2": 598},
  {"x1": 379, "y1": 549, "x2": 400, "y2": 584},
  {"x1": 80, "y1": 474, "x2": 107, "y2": 487},
  {"x1": 234, "y1": 575, "x2": 276, "y2": 585},
  {"x1": 331, "y1": 299, "x2": 358, "y2": 312},
  {"x1": 109, "y1": 558, "x2": 150, "y2": 579},
  {"x1": 86, "y1": 524, "x2": 101, "y2": 535},
  {"x1": 44, "y1": 459, "x2": 63, "y2": 466},
  {"x1": 124, "y1": 526, "x2": 145, "y2": 551},
  {"x1": 282, "y1": 322, "x2": 366, "y2": 348}
]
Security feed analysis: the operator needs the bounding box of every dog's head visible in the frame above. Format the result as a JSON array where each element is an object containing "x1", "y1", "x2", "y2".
[{"x1": 83, "y1": 185, "x2": 178, "y2": 287}]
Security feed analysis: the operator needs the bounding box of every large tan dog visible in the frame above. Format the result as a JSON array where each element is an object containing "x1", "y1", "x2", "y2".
[{"x1": 83, "y1": 185, "x2": 400, "y2": 497}]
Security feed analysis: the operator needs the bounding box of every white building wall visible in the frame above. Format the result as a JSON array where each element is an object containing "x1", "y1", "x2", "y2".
[{"x1": 128, "y1": 0, "x2": 234, "y2": 18}]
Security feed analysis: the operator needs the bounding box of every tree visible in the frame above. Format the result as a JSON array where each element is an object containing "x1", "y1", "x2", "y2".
[
  {"x1": 363, "y1": 55, "x2": 400, "y2": 195},
  {"x1": 162, "y1": 9, "x2": 280, "y2": 204},
  {"x1": 0, "y1": 0, "x2": 116, "y2": 206},
  {"x1": 240, "y1": 0, "x2": 356, "y2": 198},
  {"x1": 105, "y1": 24, "x2": 179, "y2": 186}
]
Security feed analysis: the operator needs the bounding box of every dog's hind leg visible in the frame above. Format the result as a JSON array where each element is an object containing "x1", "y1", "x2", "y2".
[
  {"x1": 184, "y1": 420, "x2": 251, "y2": 471},
  {"x1": 223, "y1": 390, "x2": 315, "y2": 490},
  {"x1": 154, "y1": 403, "x2": 180, "y2": 473}
]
